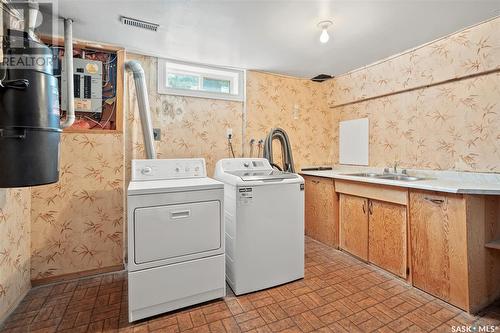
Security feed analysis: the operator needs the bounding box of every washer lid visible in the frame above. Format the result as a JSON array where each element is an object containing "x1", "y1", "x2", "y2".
[
  {"x1": 128, "y1": 177, "x2": 223, "y2": 195},
  {"x1": 226, "y1": 170, "x2": 299, "y2": 181}
]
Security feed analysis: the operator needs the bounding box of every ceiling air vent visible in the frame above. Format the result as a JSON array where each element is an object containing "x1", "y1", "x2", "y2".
[
  {"x1": 311, "y1": 74, "x2": 333, "y2": 82},
  {"x1": 121, "y1": 16, "x2": 159, "y2": 32}
]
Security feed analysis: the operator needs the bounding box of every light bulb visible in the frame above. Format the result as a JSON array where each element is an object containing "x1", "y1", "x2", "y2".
[{"x1": 320, "y1": 28, "x2": 329, "y2": 43}]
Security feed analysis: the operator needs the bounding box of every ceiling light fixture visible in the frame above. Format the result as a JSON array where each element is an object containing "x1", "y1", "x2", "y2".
[{"x1": 318, "y1": 20, "x2": 333, "y2": 44}]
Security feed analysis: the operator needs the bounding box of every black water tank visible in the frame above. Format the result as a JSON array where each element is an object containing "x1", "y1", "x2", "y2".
[{"x1": 0, "y1": 30, "x2": 61, "y2": 187}]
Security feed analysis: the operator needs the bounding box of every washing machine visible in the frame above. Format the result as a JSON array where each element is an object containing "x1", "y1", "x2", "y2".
[
  {"x1": 127, "y1": 158, "x2": 225, "y2": 322},
  {"x1": 214, "y1": 158, "x2": 304, "y2": 295}
]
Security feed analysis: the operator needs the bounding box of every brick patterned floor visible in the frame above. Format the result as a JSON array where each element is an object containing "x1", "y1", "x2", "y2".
[{"x1": 1, "y1": 237, "x2": 499, "y2": 333}]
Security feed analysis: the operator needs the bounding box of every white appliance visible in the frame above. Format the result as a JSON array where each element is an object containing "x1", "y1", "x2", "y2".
[
  {"x1": 214, "y1": 158, "x2": 305, "y2": 295},
  {"x1": 127, "y1": 158, "x2": 225, "y2": 322}
]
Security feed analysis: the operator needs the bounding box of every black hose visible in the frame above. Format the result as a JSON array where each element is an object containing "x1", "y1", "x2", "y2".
[
  {"x1": 263, "y1": 128, "x2": 295, "y2": 173},
  {"x1": 0, "y1": 79, "x2": 29, "y2": 90}
]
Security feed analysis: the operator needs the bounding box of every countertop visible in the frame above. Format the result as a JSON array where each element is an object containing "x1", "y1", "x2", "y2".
[{"x1": 299, "y1": 167, "x2": 500, "y2": 195}]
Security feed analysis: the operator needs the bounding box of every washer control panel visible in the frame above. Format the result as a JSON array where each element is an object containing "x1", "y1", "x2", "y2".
[
  {"x1": 132, "y1": 158, "x2": 206, "y2": 181},
  {"x1": 218, "y1": 158, "x2": 271, "y2": 172}
]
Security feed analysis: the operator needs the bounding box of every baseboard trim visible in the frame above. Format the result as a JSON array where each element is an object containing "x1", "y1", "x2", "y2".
[
  {"x1": 31, "y1": 264, "x2": 124, "y2": 287},
  {"x1": 0, "y1": 286, "x2": 30, "y2": 326}
]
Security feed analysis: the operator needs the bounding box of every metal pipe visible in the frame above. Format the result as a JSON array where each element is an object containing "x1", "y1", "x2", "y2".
[
  {"x1": 125, "y1": 60, "x2": 156, "y2": 159},
  {"x1": 60, "y1": 18, "x2": 75, "y2": 128}
]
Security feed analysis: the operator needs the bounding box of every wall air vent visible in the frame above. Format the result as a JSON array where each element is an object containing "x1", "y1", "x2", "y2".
[
  {"x1": 311, "y1": 74, "x2": 334, "y2": 82},
  {"x1": 121, "y1": 16, "x2": 159, "y2": 32}
]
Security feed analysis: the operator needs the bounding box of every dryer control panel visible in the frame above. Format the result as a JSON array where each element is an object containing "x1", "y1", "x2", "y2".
[{"x1": 131, "y1": 159, "x2": 206, "y2": 181}]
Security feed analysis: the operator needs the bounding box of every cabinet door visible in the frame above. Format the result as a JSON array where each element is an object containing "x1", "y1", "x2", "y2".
[
  {"x1": 340, "y1": 194, "x2": 368, "y2": 260},
  {"x1": 409, "y1": 190, "x2": 468, "y2": 310},
  {"x1": 368, "y1": 200, "x2": 407, "y2": 278},
  {"x1": 304, "y1": 176, "x2": 338, "y2": 247}
]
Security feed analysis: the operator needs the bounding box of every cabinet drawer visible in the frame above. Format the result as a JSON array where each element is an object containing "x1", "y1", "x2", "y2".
[{"x1": 335, "y1": 179, "x2": 408, "y2": 205}]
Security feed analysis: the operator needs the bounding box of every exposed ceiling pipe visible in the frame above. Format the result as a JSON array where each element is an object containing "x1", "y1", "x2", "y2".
[
  {"x1": 60, "y1": 18, "x2": 75, "y2": 128},
  {"x1": 125, "y1": 60, "x2": 156, "y2": 159}
]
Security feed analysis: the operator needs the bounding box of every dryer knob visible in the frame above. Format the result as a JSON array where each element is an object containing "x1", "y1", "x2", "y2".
[{"x1": 141, "y1": 167, "x2": 152, "y2": 175}]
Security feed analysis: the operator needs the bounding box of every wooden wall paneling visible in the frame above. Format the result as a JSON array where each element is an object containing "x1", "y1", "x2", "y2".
[
  {"x1": 114, "y1": 49, "x2": 125, "y2": 132},
  {"x1": 335, "y1": 180, "x2": 408, "y2": 205},
  {"x1": 409, "y1": 190, "x2": 468, "y2": 310},
  {"x1": 340, "y1": 194, "x2": 369, "y2": 261},
  {"x1": 465, "y1": 195, "x2": 500, "y2": 313},
  {"x1": 368, "y1": 200, "x2": 407, "y2": 278}
]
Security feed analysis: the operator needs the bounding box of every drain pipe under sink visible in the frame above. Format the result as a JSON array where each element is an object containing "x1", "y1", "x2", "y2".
[{"x1": 125, "y1": 61, "x2": 156, "y2": 159}]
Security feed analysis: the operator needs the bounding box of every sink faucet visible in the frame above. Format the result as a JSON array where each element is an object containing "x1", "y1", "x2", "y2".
[{"x1": 393, "y1": 161, "x2": 398, "y2": 174}]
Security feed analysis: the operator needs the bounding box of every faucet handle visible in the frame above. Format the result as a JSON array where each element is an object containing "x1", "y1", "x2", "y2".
[
  {"x1": 383, "y1": 167, "x2": 390, "y2": 174},
  {"x1": 402, "y1": 169, "x2": 407, "y2": 175}
]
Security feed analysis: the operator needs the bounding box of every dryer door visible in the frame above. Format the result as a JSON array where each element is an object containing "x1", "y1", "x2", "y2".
[{"x1": 134, "y1": 200, "x2": 221, "y2": 264}]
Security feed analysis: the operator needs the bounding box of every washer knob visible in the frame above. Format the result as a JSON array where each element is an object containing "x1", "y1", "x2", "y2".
[
  {"x1": 175, "y1": 167, "x2": 180, "y2": 172},
  {"x1": 141, "y1": 167, "x2": 152, "y2": 175},
  {"x1": 243, "y1": 162, "x2": 250, "y2": 167}
]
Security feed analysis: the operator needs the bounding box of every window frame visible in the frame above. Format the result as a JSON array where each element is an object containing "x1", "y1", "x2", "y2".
[{"x1": 158, "y1": 58, "x2": 244, "y2": 101}]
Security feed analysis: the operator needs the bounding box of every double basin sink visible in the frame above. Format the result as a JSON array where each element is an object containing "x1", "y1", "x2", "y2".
[{"x1": 343, "y1": 172, "x2": 425, "y2": 182}]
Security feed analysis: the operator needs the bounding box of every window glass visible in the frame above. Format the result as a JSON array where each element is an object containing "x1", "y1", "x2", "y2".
[
  {"x1": 167, "y1": 73, "x2": 199, "y2": 90},
  {"x1": 202, "y1": 77, "x2": 231, "y2": 93},
  {"x1": 158, "y1": 59, "x2": 244, "y2": 101}
]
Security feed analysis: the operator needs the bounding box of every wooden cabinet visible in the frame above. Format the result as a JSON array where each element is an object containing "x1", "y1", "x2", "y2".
[
  {"x1": 304, "y1": 177, "x2": 500, "y2": 313},
  {"x1": 337, "y1": 181, "x2": 408, "y2": 278},
  {"x1": 409, "y1": 190, "x2": 468, "y2": 309},
  {"x1": 339, "y1": 194, "x2": 368, "y2": 260},
  {"x1": 304, "y1": 176, "x2": 338, "y2": 247},
  {"x1": 369, "y1": 200, "x2": 407, "y2": 278}
]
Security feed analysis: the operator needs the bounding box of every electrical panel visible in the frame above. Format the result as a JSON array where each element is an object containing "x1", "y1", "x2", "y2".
[{"x1": 61, "y1": 58, "x2": 102, "y2": 113}]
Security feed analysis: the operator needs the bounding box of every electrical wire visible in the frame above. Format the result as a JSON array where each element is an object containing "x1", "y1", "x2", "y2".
[
  {"x1": 249, "y1": 139, "x2": 255, "y2": 158},
  {"x1": 228, "y1": 137, "x2": 236, "y2": 158}
]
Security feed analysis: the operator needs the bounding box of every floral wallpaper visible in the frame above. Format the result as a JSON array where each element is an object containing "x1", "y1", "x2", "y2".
[
  {"x1": 245, "y1": 71, "x2": 334, "y2": 170},
  {"x1": 25, "y1": 16, "x2": 500, "y2": 289},
  {"x1": 30, "y1": 133, "x2": 124, "y2": 281},
  {"x1": 125, "y1": 54, "x2": 244, "y2": 177},
  {"x1": 327, "y1": 16, "x2": 500, "y2": 172},
  {"x1": 125, "y1": 55, "x2": 333, "y2": 175},
  {"x1": 0, "y1": 188, "x2": 31, "y2": 321}
]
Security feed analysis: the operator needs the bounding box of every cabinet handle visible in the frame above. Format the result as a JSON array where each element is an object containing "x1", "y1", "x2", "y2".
[
  {"x1": 311, "y1": 180, "x2": 320, "y2": 184},
  {"x1": 368, "y1": 201, "x2": 373, "y2": 215},
  {"x1": 362, "y1": 201, "x2": 366, "y2": 214},
  {"x1": 424, "y1": 197, "x2": 445, "y2": 205}
]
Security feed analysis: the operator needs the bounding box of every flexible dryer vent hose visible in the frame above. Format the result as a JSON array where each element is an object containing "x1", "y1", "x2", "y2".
[
  {"x1": 263, "y1": 128, "x2": 295, "y2": 173},
  {"x1": 125, "y1": 60, "x2": 156, "y2": 159}
]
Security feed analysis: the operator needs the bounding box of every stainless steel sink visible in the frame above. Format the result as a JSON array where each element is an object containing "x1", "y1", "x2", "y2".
[
  {"x1": 378, "y1": 175, "x2": 424, "y2": 181},
  {"x1": 343, "y1": 173, "x2": 425, "y2": 181},
  {"x1": 344, "y1": 172, "x2": 381, "y2": 178}
]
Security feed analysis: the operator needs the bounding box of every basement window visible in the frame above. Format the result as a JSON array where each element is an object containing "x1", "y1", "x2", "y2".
[{"x1": 158, "y1": 59, "x2": 244, "y2": 101}]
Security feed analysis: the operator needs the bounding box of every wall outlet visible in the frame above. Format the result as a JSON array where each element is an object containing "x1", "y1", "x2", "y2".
[
  {"x1": 153, "y1": 128, "x2": 161, "y2": 141},
  {"x1": 226, "y1": 128, "x2": 233, "y2": 139},
  {"x1": 293, "y1": 104, "x2": 300, "y2": 120}
]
